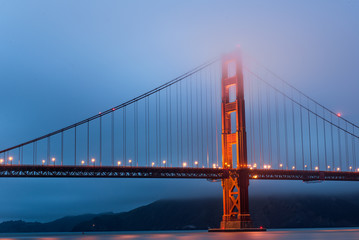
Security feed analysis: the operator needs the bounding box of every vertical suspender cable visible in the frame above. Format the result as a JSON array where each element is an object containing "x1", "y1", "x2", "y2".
[
  {"x1": 266, "y1": 87, "x2": 272, "y2": 167},
  {"x1": 200, "y1": 73, "x2": 204, "y2": 167},
  {"x1": 61, "y1": 131, "x2": 64, "y2": 166},
  {"x1": 291, "y1": 101, "x2": 297, "y2": 169},
  {"x1": 191, "y1": 74, "x2": 195, "y2": 165},
  {"x1": 323, "y1": 108, "x2": 328, "y2": 169},
  {"x1": 330, "y1": 115, "x2": 335, "y2": 170},
  {"x1": 353, "y1": 125, "x2": 357, "y2": 170},
  {"x1": 283, "y1": 94, "x2": 289, "y2": 169},
  {"x1": 99, "y1": 116, "x2": 102, "y2": 166},
  {"x1": 338, "y1": 118, "x2": 342, "y2": 170},
  {"x1": 147, "y1": 98, "x2": 150, "y2": 166},
  {"x1": 205, "y1": 70, "x2": 209, "y2": 167},
  {"x1": 215, "y1": 68, "x2": 219, "y2": 167},
  {"x1": 258, "y1": 83, "x2": 263, "y2": 167},
  {"x1": 180, "y1": 81, "x2": 184, "y2": 166},
  {"x1": 47, "y1": 137, "x2": 50, "y2": 166},
  {"x1": 210, "y1": 65, "x2": 215, "y2": 166},
  {"x1": 169, "y1": 88, "x2": 173, "y2": 167},
  {"x1": 307, "y1": 109, "x2": 312, "y2": 170},
  {"x1": 166, "y1": 88, "x2": 169, "y2": 166},
  {"x1": 112, "y1": 111, "x2": 115, "y2": 166},
  {"x1": 87, "y1": 121, "x2": 90, "y2": 165},
  {"x1": 345, "y1": 122, "x2": 349, "y2": 170},
  {"x1": 134, "y1": 102, "x2": 136, "y2": 166},
  {"x1": 275, "y1": 91, "x2": 281, "y2": 168},
  {"x1": 74, "y1": 126, "x2": 77, "y2": 166},
  {"x1": 187, "y1": 78, "x2": 190, "y2": 166},
  {"x1": 123, "y1": 107, "x2": 126, "y2": 166},
  {"x1": 196, "y1": 73, "x2": 200, "y2": 166},
  {"x1": 145, "y1": 98, "x2": 148, "y2": 166},
  {"x1": 250, "y1": 76, "x2": 256, "y2": 166},
  {"x1": 300, "y1": 107, "x2": 304, "y2": 170},
  {"x1": 315, "y1": 105, "x2": 320, "y2": 169},
  {"x1": 156, "y1": 93, "x2": 158, "y2": 165},
  {"x1": 177, "y1": 82, "x2": 180, "y2": 167},
  {"x1": 159, "y1": 92, "x2": 161, "y2": 165}
]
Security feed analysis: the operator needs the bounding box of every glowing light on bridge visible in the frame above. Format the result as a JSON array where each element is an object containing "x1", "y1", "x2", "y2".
[
  {"x1": 0, "y1": 159, "x2": 3, "y2": 164},
  {"x1": 42, "y1": 160, "x2": 45, "y2": 165},
  {"x1": 151, "y1": 162, "x2": 155, "y2": 167},
  {"x1": 349, "y1": 166, "x2": 352, "y2": 170},
  {"x1": 328, "y1": 165, "x2": 331, "y2": 169},
  {"x1": 279, "y1": 163, "x2": 283, "y2": 168},
  {"x1": 253, "y1": 163, "x2": 257, "y2": 168},
  {"x1": 162, "y1": 160, "x2": 166, "y2": 166},
  {"x1": 117, "y1": 161, "x2": 121, "y2": 166},
  {"x1": 292, "y1": 166, "x2": 295, "y2": 170},
  {"x1": 253, "y1": 175, "x2": 258, "y2": 179},
  {"x1": 337, "y1": 167, "x2": 340, "y2": 171},
  {"x1": 81, "y1": 160, "x2": 85, "y2": 165},
  {"x1": 213, "y1": 163, "x2": 217, "y2": 168},
  {"x1": 129, "y1": 159, "x2": 132, "y2": 166},
  {"x1": 315, "y1": 166, "x2": 319, "y2": 170},
  {"x1": 183, "y1": 162, "x2": 187, "y2": 167},
  {"x1": 337, "y1": 113, "x2": 342, "y2": 117},
  {"x1": 194, "y1": 161, "x2": 198, "y2": 167}
]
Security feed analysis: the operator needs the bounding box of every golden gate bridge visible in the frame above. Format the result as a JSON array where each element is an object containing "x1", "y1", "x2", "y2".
[{"x1": 0, "y1": 49, "x2": 358, "y2": 231}]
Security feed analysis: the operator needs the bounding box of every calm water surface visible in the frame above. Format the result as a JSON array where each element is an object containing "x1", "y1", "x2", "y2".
[{"x1": 1, "y1": 228, "x2": 359, "y2": 240}]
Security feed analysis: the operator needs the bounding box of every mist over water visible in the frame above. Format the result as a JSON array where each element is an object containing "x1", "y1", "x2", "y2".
[{"x1": 2, "y1": 229, "x2": 359, "y2": 240}]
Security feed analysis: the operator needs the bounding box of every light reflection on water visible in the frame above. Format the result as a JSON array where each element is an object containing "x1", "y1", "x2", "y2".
[{"x1": 1, "y1": 229, "x2": 359, "y2": 240}]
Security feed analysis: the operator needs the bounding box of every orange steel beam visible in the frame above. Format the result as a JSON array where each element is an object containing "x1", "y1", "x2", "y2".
[{"x1": 220, "y1": 50, "x2": 252, "y2": 229}]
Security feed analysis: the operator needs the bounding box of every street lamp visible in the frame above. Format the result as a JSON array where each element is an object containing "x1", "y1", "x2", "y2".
[
  {"x1": 91, "y1": 158, "x2": 95, "y2": 166},
  {"x1": 183, "y1": 162, "x2": 187, "y2": 167},
  {"x1": 117, "y1": 161, "x2": 121, "y2": 166},
  {"x1": 0, "y1": 159, "x2": 4, "y2": 164},
  {"x1": 162, "y1": 160, "x2": 166, "y2": 167},
  {"x1": 42, "y1": 160, "x2": 46, "y2": 165},
  {"x1": 151, "y1": 162, "x2": 155, "y2": 167},
  {"x1": 51, "y1": 157, "x2": 56, "y2": 166},
  {"x1": 129, "y1": 159, "x2": 132, "y2": 167},
  {"x1": 81, "y1": 160, "x2": 85, "y2": 165},
  {"x1": 194, "y1": 161, "x2": 198, "y2": 167}
]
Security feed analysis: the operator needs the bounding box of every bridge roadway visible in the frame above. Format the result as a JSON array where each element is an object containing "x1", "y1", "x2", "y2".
[{"x1": 0, "y1": 165, "x2": 358, "y2": 181}]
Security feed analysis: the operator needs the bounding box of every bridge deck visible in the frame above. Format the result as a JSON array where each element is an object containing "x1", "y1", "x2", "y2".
[{"x1": 0, "y1": 165, "x2": 358, "y2": 181}]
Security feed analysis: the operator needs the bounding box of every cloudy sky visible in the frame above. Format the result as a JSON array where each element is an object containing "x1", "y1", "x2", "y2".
[{"x1": 0, "y1": 0, "x2": 358, "y2": 222}]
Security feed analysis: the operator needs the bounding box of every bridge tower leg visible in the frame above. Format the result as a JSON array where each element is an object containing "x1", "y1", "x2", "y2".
[{"x1": 210, "y1": 50, "x2": 262, "y2": 232}]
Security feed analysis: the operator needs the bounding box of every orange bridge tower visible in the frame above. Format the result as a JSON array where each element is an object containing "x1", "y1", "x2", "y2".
[{"x1": 210, "y1": 50, "x2": 264, "y2": 232}]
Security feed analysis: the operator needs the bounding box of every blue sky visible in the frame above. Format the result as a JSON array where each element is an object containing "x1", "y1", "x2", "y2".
[{"x1": 0, "y1": 0, "x2": 359, "y2": 222}]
